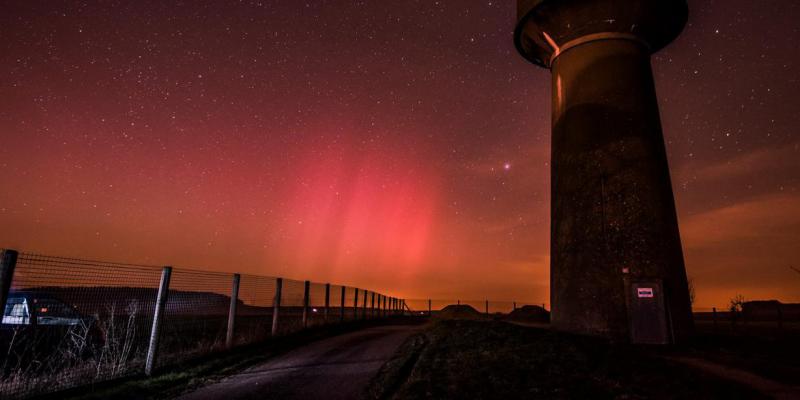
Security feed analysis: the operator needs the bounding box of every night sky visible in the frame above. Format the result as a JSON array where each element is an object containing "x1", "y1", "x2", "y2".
[{"x1": 1, "y1": 1, "x2": 798, "y2": 307}]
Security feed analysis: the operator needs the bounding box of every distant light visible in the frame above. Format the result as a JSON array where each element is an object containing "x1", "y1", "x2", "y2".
[
  {"x1": 312, "y1": 308, "x2": 318, "y2": 313},
  {"x1": 503, "y1": 162, "x2": 511, "y2": 171}
]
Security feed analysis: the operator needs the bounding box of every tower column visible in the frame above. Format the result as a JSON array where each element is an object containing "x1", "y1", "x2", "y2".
[{"x1": 515, "y1": 0, "x2": 693, "y2": 342}]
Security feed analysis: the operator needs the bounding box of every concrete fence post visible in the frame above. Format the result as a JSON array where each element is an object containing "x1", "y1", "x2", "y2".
[
  {"x1": 371, "y1": 292, "x2": 375, "y2": 319},
  {"x1": 324, "y1": 283, "x2": 330, "y2": 324},
  {"x1": 226, "y1": 273, "x2": 240, "y2": 349},
  {"x1": 0, "y1": 249, "x2": 19, "y2": 317},
  {"x1": 340, "y1": 286, "x2": 346, "y2": 323},
  {"x1": 353, "y1": 288, "x2": 359, "y2": 320},
  {"x1": 145, "y1": 266, "x2": 172, "y2": 376},
  {"x1": 302, "y1": 280, "x2": 310, "y2": 329},
  {"x1": 272, "y1": 278, "x2": 283, "y2": 336},
  {"x1": 362, "y1": 290, "x2": 368, "y2": 320}
]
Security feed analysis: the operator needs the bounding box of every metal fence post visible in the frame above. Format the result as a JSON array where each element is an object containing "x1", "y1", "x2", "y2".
[
  {"x1": 302, "y1": 280, "x2": 310, "y2": 329},
  {"x1": 340, "y1": 286, "x2": 346, "y2": 323},
  {"x1": 712, "y1": 307, "x2": 717, "y2": 331},
  {"x1": 485, "y1": 300, "x2": 489, "y2": 316},
  {"x1": 777, "y1": 302, "x2": 783, "y2": 332},
  {"x1": 226, "y1": 273, "x2": 240, "y2": 349},
  {"x1": 354, "y1": 288, "x2": 359, "y2": 320},
  {"x1": 272, "y1": 278, "x2": 282, "y2": 336},
  {"x1": 428, "y1": 299, "x2": 432, "y2": 316},
  {"x1": 145, "y1": 266, "x2": 172, "y2": 376},
  {"x1": 513, "y1": 301, "x2": 517, "y2": 311},
  {"x1": 324, "y1": 283, "x2": 330, "y2": 324},
  {"x1": 0, "y1": 249, "x2": 19, "y2": 316}
]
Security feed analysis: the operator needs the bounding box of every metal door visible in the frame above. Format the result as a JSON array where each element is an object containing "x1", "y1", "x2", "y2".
[{"x1": 629, "y1": 280, "x2": 669, "y2": 344}]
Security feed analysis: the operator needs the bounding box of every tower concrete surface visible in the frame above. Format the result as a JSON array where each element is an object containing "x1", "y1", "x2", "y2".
[{"x1": 514, "y1": 0, "x2": 693, "y2": 343}]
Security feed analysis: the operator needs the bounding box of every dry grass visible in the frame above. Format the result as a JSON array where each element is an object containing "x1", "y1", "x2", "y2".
[{"x1": 370, "y1": 320, "x2": 768, "y2": 399}]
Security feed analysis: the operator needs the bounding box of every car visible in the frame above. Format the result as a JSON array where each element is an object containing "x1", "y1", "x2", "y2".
[{"x1": 2, "y1": 291, "x2": 84, "y2": 326}]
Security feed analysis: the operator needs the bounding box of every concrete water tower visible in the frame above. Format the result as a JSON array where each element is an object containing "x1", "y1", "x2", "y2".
[{"x1": 514, "y1": 0, "x2": 693, "y2": 343}]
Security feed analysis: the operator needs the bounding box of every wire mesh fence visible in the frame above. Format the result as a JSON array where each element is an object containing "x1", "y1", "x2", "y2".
[
  {"x1": 0, "y1": 252, "x2": 163, "y2": 399},
  {"x1": 0, "y1": 249, "x2": 402, "y2": 399},
  {"x1": 157, "y1": 268, "x2": 232, "y2": 367},
  {"x1": 234, "y1": 274, "x2": 276, "y2": 346}
]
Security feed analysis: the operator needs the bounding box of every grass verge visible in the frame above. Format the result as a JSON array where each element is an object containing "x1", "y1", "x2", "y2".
[
  {"x1": 42, "y1": 319, "x2": 409, "y2": 400},
  {"x1": 683, "y1": 322, "x2": 800, "y2": 386},
  {"x1": 370, "y1": 320, "x2": 768, "y2": 399}
]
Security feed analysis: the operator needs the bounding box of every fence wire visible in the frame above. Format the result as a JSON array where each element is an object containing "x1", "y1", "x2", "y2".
[
  {"x1": 0, "y1": 250, "x2": 404, "y2": 399},
  {"x1": 0, "y1": 253, "x2": 162, "y2": 399},
  {"x1": 157, "y1": 268, "x2": 232, "y2": 367},
  {"x1": 234, "y1": 274, "x2": 276, "y2": 346}
]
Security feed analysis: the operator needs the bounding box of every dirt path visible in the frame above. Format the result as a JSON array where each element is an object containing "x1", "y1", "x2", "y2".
[
  {"x1": 666, "y1": 356, "x2": 800, "y2": 400},
  {"x1": 177, "y1": 324, "x2": 420, "y2": 400}
]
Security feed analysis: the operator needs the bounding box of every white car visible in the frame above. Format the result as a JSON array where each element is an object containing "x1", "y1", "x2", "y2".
[{"x1": 2, "y1": 292, "x2": 83, "y2": 326}]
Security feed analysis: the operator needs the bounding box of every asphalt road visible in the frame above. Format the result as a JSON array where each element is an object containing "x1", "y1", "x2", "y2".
[{"x1": 177, "y1": 324, "x2": 420, "y2": 400}]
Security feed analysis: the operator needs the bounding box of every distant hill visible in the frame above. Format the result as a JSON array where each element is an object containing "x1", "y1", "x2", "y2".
[
  {"x1": 435, "y1": 304, "x2": 484, "y2": 320},
  {"x1": 507, "y1": 305, "x2": 550, "y2": 323}
]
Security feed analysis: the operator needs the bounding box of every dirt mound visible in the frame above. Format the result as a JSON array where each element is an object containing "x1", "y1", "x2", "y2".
[
  {"x1": 435, "y1": 304, "x2": 485, "y2": 320},
  {"x1": 507, "y1": 305, "x2": 550, "y2": 323}
]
